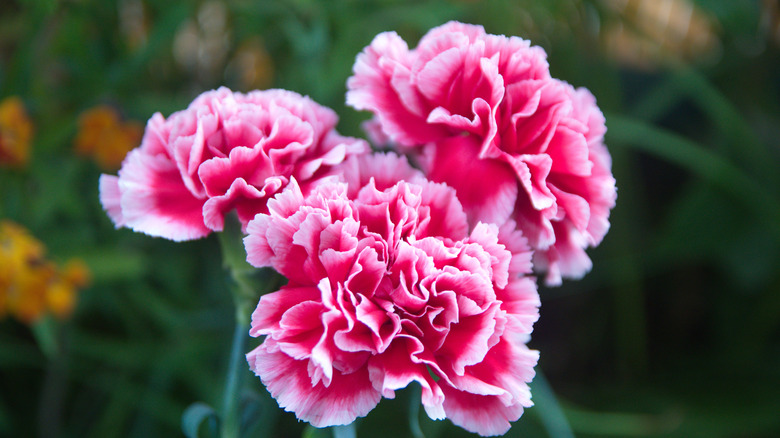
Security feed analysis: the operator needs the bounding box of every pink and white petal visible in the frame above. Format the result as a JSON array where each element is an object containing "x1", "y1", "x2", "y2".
[
  {"x1": 263, "y1": 110, "x2": 315, "y2": 170},
  {"x1": 275, "y1": 301, "x2": 326, "y2": 360},
  {"x1": 244, "y1": 211, "x2": 307, "y2": 273},
  {"x1": 437, "y1": 301, "x2": 502, "y2": 375},
  {"x1": 497, "y1": 220, "x2": 533, "y2": 276},
  {"x1": 264, "y1": 178, "x2": 306, "y2": 218},
  {"x1": 137, "y1": 112, "x2": 171, "y2": 156},
  {"x1": 347, "y1": 32, "x2": 445, "y2": 146},
  {"x1": 584, "y1": 144, "x2": 617, "y2": 245},
  {"x1": 415, "y1": 179, "x2": 469, "y2": 241},
  {"x1": 466, "y1": 222, "x2": 511, "y2": 288},
  {"x1": 171, "y1": 111, "x2": 218, "y2": 197},
  {"x1": 536, "y1": 220, "x2": 593, "y2": 286},
  {"x1": 415, "y1": 43, "x2": 468, "y2": 104},
  {"x1": 549, "y1": 184, "x2": 590, "y2": 232},
  {"x1": 244, "y1": 89, "x2": 339, "y2": 137},
  {"x1": 497, "y1": 277, "x2": 540, "y2": 336},
  {"x1": 427, "y1": 136, "x2": 518, "y2": 225},
  {"x1": 361, "y1": 117, "x2": 391, "y2": 146},
  {"x1": 506, "y1": 153, "x2": 555, "y2": 212},
  {"x1": 202, "y1": 177, "x2": 286, "y2": 232},
  {"x1": 335, "y1": 293, "x2": 392, "y2": 355},
  {"x1": 440, "y1": 385, "x2": 526, "y2": 436},
  {"x1": 446, "y1": 337, "x2": 537, "y2": 397},
  {"x1": 219, "y1": 106, "x2": 267, "y2": 151},
  {"x1": 514, "y1": 80, "x2": 572, "y2": 154},
  {"x1": 547, "y1": 124, "x2": 592, "y2": 177},
  {"x1": 294, "y1": 142, "x2": 348, "y2": 182},
  {"x1": 418, "y1": 21, "x2": 486, "y2": 48},
  {"x1": 345, "y1": 245, "x2": 386, "y2": 299},
  {"x1": 568, "y1": 86, "x2": 607, "y2": 145},
  {"x1": 485, "y1": 34, "x2": 550, "y2": 84},
  {"x1": 336, "y1": 152, "x2": 424, "y2": 199},
  {"x1": 247, "y1": 339, "x2": 381, "y2": 428},
  {"x1": 116, "y1": 149, "x2": 209, "y2": 241},
  {"x1": 99, "y1": 175, "x2": 125, "y2": 228},
  {"x1": 198, "y1": 146, "x2": 273, "y2": 198},
  {"x1": 367, "y1": 337, "x2": 447, "y2": 420},
  {"x1": 511, "y1": 187, "x2": 557, "y2": 250},
  {"x1": 249, "y1": 285, "x2": 321, "y2": 336}
]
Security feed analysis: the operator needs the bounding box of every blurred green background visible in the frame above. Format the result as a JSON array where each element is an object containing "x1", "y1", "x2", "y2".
[{"x1": 1, "y1": 0, "x2": 779, "y2": 437}]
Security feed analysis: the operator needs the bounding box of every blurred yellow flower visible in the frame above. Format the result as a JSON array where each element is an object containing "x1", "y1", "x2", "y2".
[
  {"x1": 74, "y1": 105, "x2": 143, "y2": 170},
  {"x1": 0, "y1": 96, "x2": 34, "y2": 168},
  {"x1": 601, "y1": 0, "x2": 721, "y2": 70},
  {"x1": 0, "y1": 221, "x2": 90, "y2": 324}
]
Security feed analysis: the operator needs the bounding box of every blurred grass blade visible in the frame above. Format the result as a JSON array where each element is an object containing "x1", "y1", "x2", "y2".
[
  {"x1": 182, "y1": 402, "x2": 219, "y2": 438},
  {"x1": 564, "y1": 404, "x2": 683, "y2": 436},
  {"x1": 530, "y1": 371, "x2": 575, "y2": 438},
  {"x1": 673, "y1": 69, "x2": 775, "y2": 184},
  {"x1": 31, "y1": 315, "x2": 59, "y2": 359},
  {"x1": 607, "y1": 114, "x2": 780, "y2": 242}
]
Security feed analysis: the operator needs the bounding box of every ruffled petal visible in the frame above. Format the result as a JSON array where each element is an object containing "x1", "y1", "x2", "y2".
[
  {"x1": 367, "y1": 337, "x2": 446, "y2": 420},
  {"x1": 114, "y1": 149, "x2": 209, "y2": 241},
  {"x1": 99, "y1": 175, "x2": 125, "y2": 228},
  {"x1": 426, "y1": 136, "x2": 518, "y2": 225},
  {"x1": 440, "y1": 340, "x2": 538, "y2": 436},
  {"x1": 247, "y1": 339, "x2": 381, "y2": 427},
  {"x1": 347, "y1": 31, "x2": 447, "y2": 146}
]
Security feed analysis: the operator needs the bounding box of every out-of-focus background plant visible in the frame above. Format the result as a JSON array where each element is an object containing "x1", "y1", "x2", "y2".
[{"x1": 1, "y1": 0, "x2": 778, "y2": 437}]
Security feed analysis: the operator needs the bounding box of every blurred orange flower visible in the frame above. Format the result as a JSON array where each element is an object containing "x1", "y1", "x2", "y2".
[
  {"x1": 0, "y1": 221, "x2": 90, "y2": 324},
  {"x1": 226, "y1": 37, "x2": 275, "y2": 91},
  {"x1": 74, "y1": 105, "x2": 143, "y2": 170},
  {"x1": 0, "y1": 96, "x2": 34, "y2": 168}
]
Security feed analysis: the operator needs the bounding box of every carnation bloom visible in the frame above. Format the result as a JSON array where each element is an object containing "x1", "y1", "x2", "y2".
[
  {"x1": 347, "y1": 21, "x2": 617, "y2": 285},
  {"x1": 99, "y1": 87, "x2": 368, "y2": 241},
  {"x1": 244, "y1": 155, "x2": 539, "y2": 436}
]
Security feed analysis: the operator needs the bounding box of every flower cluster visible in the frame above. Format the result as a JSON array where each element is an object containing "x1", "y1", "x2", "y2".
[
  {"x1": 244, "y1": 154, "x2": 539, "y2": 435},
  {"x1": 99, "y1": 20, "x2": 615, "y2": 437},
  {"x1": 100, "y1": 87, "x2": 368, "y2": 241},
  {"x1": 0, "y1": 221, "x2": 90, "y2": 324},
  {"x1": 347, "y1": 21, "x2": 617, "y2": 285},
  {"x1": 0, "y1": 96, "x2": 33, "y2": 168},
  {"x1": 74, "y1": 105, "x2": 144, "y2": 170}
]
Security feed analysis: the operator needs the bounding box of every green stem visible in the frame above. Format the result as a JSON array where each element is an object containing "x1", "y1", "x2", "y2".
[
  {"x1": 217, "y1": 216, "x2": 259, "y2": 326},
  {"x1": 217, "y1": 215, "x2": 256, "y2": 438},
  {"x1": 221, "y1": 319, "x2": 249, "y2": 438},
  {"x1": 332, "y1": 423, "x2": 356, "y2": 438},
  {"x1": 407, "y1": 385, "x2": 424, "y2": 438},
  {"x1": 216, "y1": 214, "x2": 285, "y2": 438}
]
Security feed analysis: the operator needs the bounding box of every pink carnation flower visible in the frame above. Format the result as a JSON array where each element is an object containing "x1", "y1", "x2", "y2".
[
  {"x1": 99, "y1": 87, "x2": 368, "y2": 241},
  {"x1": 244, "y1": 155, "x2": 539, "y2": 436},
  {"x1": 347, "y1": 21, "x2": 617, "y2": 285}
]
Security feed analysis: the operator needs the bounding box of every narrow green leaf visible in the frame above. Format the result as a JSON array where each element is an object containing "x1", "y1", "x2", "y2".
[
  {"x1": 530, "y1": 371, "x2": 575, "y2": 438},
  {"x1": 606, "y1": 114, "x2": 780, "y2": 242}
]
